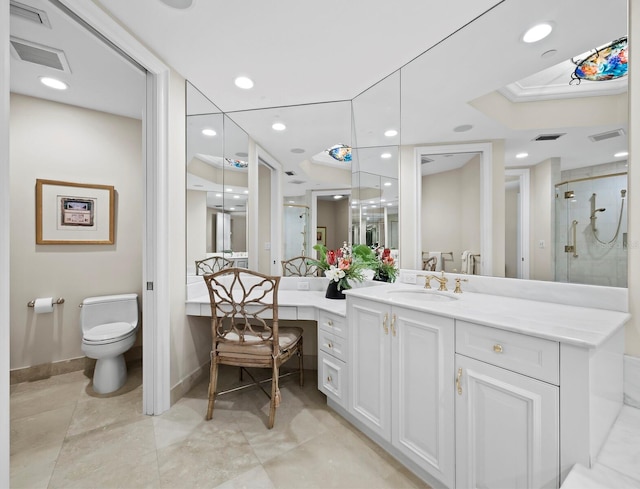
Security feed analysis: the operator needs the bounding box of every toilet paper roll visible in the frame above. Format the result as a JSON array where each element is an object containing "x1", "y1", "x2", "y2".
[{"x1": 33, "y1": 297, "x2": 54, "y2": 314}]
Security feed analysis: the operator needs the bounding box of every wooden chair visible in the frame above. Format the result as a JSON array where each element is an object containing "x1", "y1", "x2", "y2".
[
  {"x1": 203, "y1": 268, "x2": 304, "y2": 429},
  {"x1": 195, "y1": 256, "x2": 233, "y2": 275},
  {"x1": 281, "y1": 256, "x2": 318, "y2": 277}
]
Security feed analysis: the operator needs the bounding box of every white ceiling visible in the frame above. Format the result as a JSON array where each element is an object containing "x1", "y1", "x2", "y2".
[{"x1": 9, "y1": 0, "x2": 629, "y2": 200}]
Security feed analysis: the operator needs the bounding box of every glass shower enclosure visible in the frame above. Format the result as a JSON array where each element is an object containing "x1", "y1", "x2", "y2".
[{"x1": 555, "y1": 173, "x2": 627, "y2": 287}]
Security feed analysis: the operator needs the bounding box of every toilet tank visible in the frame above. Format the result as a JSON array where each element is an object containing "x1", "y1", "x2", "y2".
[{"x1": 80, "y1": 294, "x2": 139, "y2": 333}]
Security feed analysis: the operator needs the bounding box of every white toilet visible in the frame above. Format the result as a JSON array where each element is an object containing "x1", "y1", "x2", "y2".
[{"x1": 80, "y1": 293, "x2": 139, "y2": 394}]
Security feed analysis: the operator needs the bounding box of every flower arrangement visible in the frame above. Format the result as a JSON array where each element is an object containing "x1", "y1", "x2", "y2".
[
  {"x1": 374, "y1": 248, "x2": 398, "y2": 283},
  {"x1": 311, "y1": 243, "x2": 374, "y2": 291}
]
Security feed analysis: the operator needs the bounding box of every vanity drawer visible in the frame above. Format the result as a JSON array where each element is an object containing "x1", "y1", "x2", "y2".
[
  {"x1": 318, "y1": 350, "x2": 347, "y2": 407},
  {"x1": 318, "y1": 330, "x2": 347, "y2": 363},
  {"x1": 456, "y1": 321, "x2": 559, "y2": 385},
  {"x1": 318, "y1": 311, "x2": 347, "y2": 339}
]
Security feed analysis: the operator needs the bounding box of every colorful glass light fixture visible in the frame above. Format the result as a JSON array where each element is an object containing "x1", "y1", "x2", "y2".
[
  {"x1": 570, "y1": 37, "x2": 627, "y2": 85},
  {"x1": 326, "y1": 144, "x2": 352, "y2": 162},
  {"x1": 224, "y1": 158, "x2": 248, "y2": 169}
]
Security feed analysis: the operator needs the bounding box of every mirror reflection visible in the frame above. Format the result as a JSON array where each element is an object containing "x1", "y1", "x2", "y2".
[{"x1": 185, "y1": 0, "x2": 628, "y2": 288}]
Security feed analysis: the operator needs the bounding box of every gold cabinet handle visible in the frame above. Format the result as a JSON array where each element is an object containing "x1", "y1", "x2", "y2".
[
  {"x1": 327, "y1": 319, "x2": 333, "y2": 326},
  {"x1": 383, "y1": 313, "x2": 389, "y2": 335},
  {"x1": 456, "y1": 368, "x2": 463, "y2": 395},
  {"x1": 327, "y1": 341, "x2": 333, "y2": 349},
  {"x1": 391, "y1": 314, "x2": 397, "y2": 337},
  {"x1": 327, "y1": 375, "x2": 332, "y2": 383},
  {"x1": 493, "y1": 344, "x2": 504, "y2": 353}
]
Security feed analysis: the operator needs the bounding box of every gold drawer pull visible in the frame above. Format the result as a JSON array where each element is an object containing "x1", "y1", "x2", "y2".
[
  {"x1": 493, "y1": 344, "x2": 504, "y2": 353},
  {"x1": 383, "y1": 313, "x2": 389, "y2": 335},
  {"x1": 327, "y1": 320, "x2": 333, "y2": 326},
  {"x1": 327, "y1": 375, "x2": 332, "y2": 383},
  {"x1": 327, "y1": 342, "x2": 333, "y2": 349},
  {"x1": 391, "y1": 314, "x2": 397, "y2": 337},
  {"x1": 456, "y1": 368, "x2": 463, "y2": 395}
]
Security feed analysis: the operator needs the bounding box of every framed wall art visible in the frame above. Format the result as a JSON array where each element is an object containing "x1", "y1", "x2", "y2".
[
  {"x1": 36, "y1": 179, "x2": 115, "y2": 244},
  {"x1": 316, "y1": 226, "x2": 326, "y2": 246}
]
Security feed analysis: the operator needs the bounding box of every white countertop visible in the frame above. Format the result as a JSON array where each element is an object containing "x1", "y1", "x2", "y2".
[
  {"x1": 185, "y1": 275, "x2": 628, "y2": 349},
  {"x1": 345, "y1": 283, "x2": 629, "y2": 349}
]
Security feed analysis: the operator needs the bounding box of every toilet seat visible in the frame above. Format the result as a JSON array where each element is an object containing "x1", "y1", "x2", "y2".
[{"x1": 83, "y1": 322, "x2": 136, "y2": 344}]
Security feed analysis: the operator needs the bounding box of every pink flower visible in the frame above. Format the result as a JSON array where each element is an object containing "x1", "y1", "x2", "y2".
[
  {"x1": 338, "y1": 257, "x2": 351, "y2": 270},
  {"x1": 327, "y1": 250, "x2": 337, "y2": 265}
]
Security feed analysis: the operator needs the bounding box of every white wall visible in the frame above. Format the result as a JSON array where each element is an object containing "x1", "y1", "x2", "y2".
[
  {"x1": 530, "y1": 157, "x2": 560, "y2": 282},
  {"x1": 9, "y1": 94, "x2": 143, "y2": 370},
  {"x1": 186, "y1": 190, "x2": 207, "y2": 275},
  {"x1": 318, "y1": 199, "x2": 349, "y2": 250},
  {"x1": 505, "y1": 186, "x2": 519, "y2": 278}
]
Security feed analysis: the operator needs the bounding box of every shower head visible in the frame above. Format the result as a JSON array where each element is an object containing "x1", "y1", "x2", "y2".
[{"x1": 590, "y1": 208, "x2": 606, "y2": 219}]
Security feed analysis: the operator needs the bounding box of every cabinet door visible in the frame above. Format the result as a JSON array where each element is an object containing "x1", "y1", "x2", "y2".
[
  {"x1": 456, "y1": 354, "x2": 559, "y2": 489},
  {"x1": 349, "y1": 298, "x2": 391, "y2": 440},
  {"x1": 391, "y1": 308, "x2": 455, "y2": 488}
]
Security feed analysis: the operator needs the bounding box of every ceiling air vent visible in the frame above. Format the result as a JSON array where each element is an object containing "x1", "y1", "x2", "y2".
[
  {"x1": 588, "y1": 129, "x2": 625, "y2": 143},
  {"x1": 533, "y1": 133, "x2": 565, "y2": 141},
  {"x1": 10, "y1": 37, "x2": 71, "y2": 72},
  {"x1": 10, "y1": 1, "x2": 51, "y2": 27},
  {"x1": 420, "y1": 156, "x2": 434, "y2": 165},
  {"x1": 285, "y1": 171, "x2": 296, "y2": 176}
]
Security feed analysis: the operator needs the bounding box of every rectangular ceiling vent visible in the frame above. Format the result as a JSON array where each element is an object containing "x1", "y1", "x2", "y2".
[
  {"x1": 289, "y1": 179, "x2": 306, "y2": 185},
  {"x1": 588, "y1": 129, "x2": 625, "y2": 143},
  {"x1": 420, "y1": 156, "x2": 434, "y2": 164},
  {"x1": 284, "y1": 170, "x2": 296, "y2": 176},
  {"x1": 10, "y1": 1, "x2": 51, "y2": 28},
  {"x1": 533, "y1": 133, "x2": 565, "y2": 142},
  {"x1": 9, "y1": 37, "x2": 70, "y2": 72}
]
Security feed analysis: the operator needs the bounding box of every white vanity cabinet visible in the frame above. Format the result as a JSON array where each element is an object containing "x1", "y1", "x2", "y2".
[
  {"x1": 317, "y1": 310, "x2": 348, "y2": 408},
  {"x1": 455, "y1": 321, "x2": 560, "y2": 489},
  {"x1": 349, "y1": 297, "x2": 455, "y2": 487}
]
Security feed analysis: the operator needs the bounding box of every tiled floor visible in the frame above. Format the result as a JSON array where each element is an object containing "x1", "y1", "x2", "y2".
[{"x1": 10, "y1": 365, "x2": 430, "y2": 489}]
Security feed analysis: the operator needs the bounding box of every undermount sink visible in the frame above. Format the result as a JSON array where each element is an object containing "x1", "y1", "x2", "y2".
[{"x1": 386, "y1": 289, "x2": 459, "y2": 302}]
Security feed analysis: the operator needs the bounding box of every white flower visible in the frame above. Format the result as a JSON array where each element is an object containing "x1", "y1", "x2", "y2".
[{"x1": 325, "y1": 266, "x2": 345, "y2": 282}]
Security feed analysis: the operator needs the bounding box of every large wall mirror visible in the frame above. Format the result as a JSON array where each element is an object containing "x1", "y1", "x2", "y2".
[{"x1": 185, "y1": 0, "x2": 627, "y2": 288}]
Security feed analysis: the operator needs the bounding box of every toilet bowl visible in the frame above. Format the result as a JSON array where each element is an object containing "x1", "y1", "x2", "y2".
[{"x1": 80, "y1": 294, "x2": 139, "y2": 394}]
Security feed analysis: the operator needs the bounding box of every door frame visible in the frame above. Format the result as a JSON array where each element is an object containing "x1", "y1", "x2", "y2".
[
  {"x1": 56, "y1": 0, "x2": 171, "y2": 416},
  {"x1": 505, "y1": 168, "x2": 531, "y2": 279}
]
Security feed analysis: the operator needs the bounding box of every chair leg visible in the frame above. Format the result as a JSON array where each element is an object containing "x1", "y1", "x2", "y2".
[
  {"x1": 268, "y1": 362, "x2": 280, "y2": 429},
  {"x1": 298, "y1": 338, "x2": 304, "y2": 387},
  {"x1": 206, "y1": 353, "x2": 219, "y2": 420}
]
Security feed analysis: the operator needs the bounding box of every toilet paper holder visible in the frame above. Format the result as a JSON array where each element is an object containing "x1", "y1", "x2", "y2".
[{"x1": 27, "y1": 298, "x2": 65, "y2": 307}]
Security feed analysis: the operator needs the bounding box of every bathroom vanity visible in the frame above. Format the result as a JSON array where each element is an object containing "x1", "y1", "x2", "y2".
[
  {"x1": 186, "y1": 274, "x2": 628, "y2": 489},
  {"x1": 328, "y1": 281, "x2": 628, "y2": 489}
]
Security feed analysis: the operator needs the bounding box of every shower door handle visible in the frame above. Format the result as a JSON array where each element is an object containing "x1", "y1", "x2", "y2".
[{"x1": 564, "y1": 220, "x2": 578, "y2": 257}]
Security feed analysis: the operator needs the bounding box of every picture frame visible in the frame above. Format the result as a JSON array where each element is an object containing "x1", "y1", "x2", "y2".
[
  {"x1": 36, "y1": 179, "x2": 115, "y2": 245},
  {"x1": 316, "y1": 226, "x2": 327, "y2": 246}
]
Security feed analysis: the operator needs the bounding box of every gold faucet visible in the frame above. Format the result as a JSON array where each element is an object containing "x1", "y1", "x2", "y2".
[
  {"x1": 453, "y1": 277, "x2": 468, "y2": 294},
  {"x1": 420, "y1": 271, "x2": 448, "y2": 291}
]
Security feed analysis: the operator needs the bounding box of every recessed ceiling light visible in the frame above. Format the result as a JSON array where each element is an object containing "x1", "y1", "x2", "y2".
[
  {"x1": 387, "y1": 203, "x2": 392, "y2": 206},
  {"x1": 369, "y1": 200, "x2": 375, "y2": 204},
  {"x1": 384, "y1": 182, "x2": 392, "y2": 186},
  {"x1": 516, "y1": 152, "x2": 529, "y2": 159},
  {"x1": 381, "y1": 152, "x2": 392, "y2": 159},
  {"x1": 39, "y1": 77, "x2": 68, "y2": 90},
  {"x1": 370, "y1": 204, "x2": 377, "y2": 208},
  {"x1": 272, "y1": 122, "x2": 286, "y2": 131},
  {"x1": 229, "y1": 207, "x2": 235, "y2": 211},
  {"x1": 522, "y1": 23, "x2": 553, "y2": 43},
  {"x1": 159, "y1": 0, "x2": 194, "y2": 9},
  {"x1": 384, "y1": 129, "x2": 398, "y2": 137},
  {"x1": 202, "y1": 128, "x2": 216, "y2": 137},
  {"x1": 453, "y1": 124, "x2": 473, "y2": 132},
  {"x1": 333, "y1": 195, "x2": 343, "y2": 199},
  {"x1": 233, "y1": 195, "x2": 240, "y2": 199},
  {"x1": 352, "y1": 200, "x2": 358, "y2": 204},
  {"x1": 215, "y1": 193, "x2": 222, "y2": 197},
  {"x1": 288, "y1": 200, "x2": 295, "y2": 204},
  {"x1": 615, "y1": 151, "x2": 629, "y2": 158},
  {"x1": 381, "y1": 199, "x2": 386, "y2": 202},
  {"x1": 234, "y1": 76, "x2": 254, "y2": 89},
  {"x1": 244, "y1": 190, "x2": 249, "y2": 194},
  {"x1": 226, "y1": 188, "x2": 233, "y2": 192}
]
